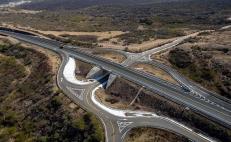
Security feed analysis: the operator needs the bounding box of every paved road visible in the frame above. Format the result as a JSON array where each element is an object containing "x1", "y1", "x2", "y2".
[
  {"x1": 120, "y1": 31, "x2": 210, "y2": 66},
  {"x1": 86, "y1": 31, "x2": 231, "y2": 114},
  {"x1": 58, "y1": 54, "x2": 214, "y2": 142},
  {"x1": 53, "y1": 51, "x2": 213, "y2": 142},
  {"x1": 0, "y1": 29, "x2": 228, "y2": 141},
  {"x1": 142, "y1": 60, "x2": 231, "y2": 111},
  {"x1": 51, "y1": 35, "x2": 231, "y2": 128}
]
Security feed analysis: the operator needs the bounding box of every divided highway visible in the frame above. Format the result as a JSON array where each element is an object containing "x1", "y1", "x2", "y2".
[
  {"x1": 65, "y1": 46, "x2": 231, "y2": 128},
  {"x1": 0, "y1": 29, "x2": 230, "y2": 141}
]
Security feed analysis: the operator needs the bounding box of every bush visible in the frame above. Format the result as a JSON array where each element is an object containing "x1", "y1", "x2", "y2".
[{"x1": 169, "y1": 48, "x2": 193, "y2": 68}]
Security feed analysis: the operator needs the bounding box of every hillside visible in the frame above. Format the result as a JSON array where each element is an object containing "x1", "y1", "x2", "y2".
[
  {"x1": 0, "y1": 37, "x2": 104, "y2": 142},
  {"x1": 168, "y1": 30, "x2": 231, "y2": 99},
  {"x1": 1, "y1": 0, "x2": 229, "y2": 33},
  {"x1": 0, "y1": 0, "x2": 32, "y2": 5},
  {"x1": 21, "y1": 0, "x2": 182, "y2": 10}
]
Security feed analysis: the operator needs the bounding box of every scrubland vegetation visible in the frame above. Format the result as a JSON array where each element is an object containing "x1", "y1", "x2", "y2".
[
  {"x1": 104, "y1": 77, "x2": 231, "y2": 142},
  {"x1": 125, "y1": 127, "x2": 190, "y2": 142},
  {"x1": 168, "y1": 31, "x2": 231, "y2": 99},
  {"x1": 1, "y1": 0, "x2": 230, "y2": 45},
  {"x1": 0, "y1": 0, "x2": 230, "y2": 141},
  {"x1": 0, "y1": 39, "x2": 104, "y2": 142}
]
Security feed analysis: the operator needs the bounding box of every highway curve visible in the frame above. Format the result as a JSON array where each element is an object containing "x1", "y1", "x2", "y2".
[{"x1": 0, "y1": 29, "x2": 226, "y2": 142}]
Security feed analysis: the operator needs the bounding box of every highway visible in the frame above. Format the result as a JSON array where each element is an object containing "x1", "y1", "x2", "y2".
[
  {"x1": 59, "y1": 53, "x2": 216, "y2": 142},
  {"x1": 83, "y1": 30, "x2": 231, "y2": 114},
  {"x1": 143, "y1": 60, "x2": 231, "y2": 111},
  {"x1": 0, "y1": 29, "x2": 229, "y2": 141},
  {"x1": 58, "y1": 54, "x2": 215, "y2": 142}
]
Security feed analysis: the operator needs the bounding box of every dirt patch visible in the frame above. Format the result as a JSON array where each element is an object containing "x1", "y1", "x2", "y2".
[
  {"x1": 132, "y1": 63, "x2": 178, "y2": 84},
  {"x1": 0, "y1": 35, "x2": 20, "y2": 44},
  {"x1": 98, "y1": 37, "x2": 125, "y2": 50},
  {"x1": 125, "y1": 127, "x2": 190, "y2": 142},
  {"x1": 96, "y1": 87, "x2": 150, "y2": 111},
  {"x1": 151, "y1": 51, "x2": 171, "y2": 65},
  {"x1": 96, "y1": 88, "x2": 131, "y2": 110},
  {"x1": 0, "y1": 8, "x2": 40, "y2": 14},
  {"x1": 93, "y1": 51, "x2": 126, "y2": 63},
  {"x1": 198, "y1": 30, "x2": 231, "y2": 46},
  {"x1": 99, "y1": 37, "x2": 175, "y2": 52},
  {"x1": 127, "y1": 38, "x2": 176, "y2": 53},
  {"x1": 1, "y1": 24, "x2": 125, "y2": 41},
  {"x1": 38, "y1": 30, "x2": 125, "y2": 41},
  {"x1": 0, "y1": 24, "x2": 49, "y2": 38},
  {"x1": 96, "y1": 78, "x2": 155, "y2": 111},
  {"x1": 21, "y1": 42, "x2": 60, "y2": 74},
  {"x1": 75, "y1": 59, "x2": 93, "y2": 80}
]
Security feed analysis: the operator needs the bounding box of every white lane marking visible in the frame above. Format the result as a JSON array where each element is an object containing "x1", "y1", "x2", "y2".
[
  {"x1": 63, "y1": 57, "x2": 108, "y2": 85},
  {"x1": 66, "y1": 87, "x2": 85, "y2": 101},
  {"x1": 63, "y1": 57, "x2": 95, "y2": 85},
  {"x1": 92, "y1": 83, "x2": 216, "y2": 142},
  {"x1": 92, "y1": 83, "x2": 158, "y2": 118},
  {"x1": 98, "y1": 117, "x2": 109, "y2": 142},
  {"x1": 121, "y1": 128, "x2": 131, "y2": 140},
  {"x1": 117, "y1": 121, "x2": 133, "y2": 133},
  {"x1": 189, "y1": 92, "x2": 231, "y2": 113}
]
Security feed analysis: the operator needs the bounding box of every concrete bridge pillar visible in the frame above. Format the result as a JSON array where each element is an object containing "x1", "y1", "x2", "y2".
[
  {"x1": 86, "y1": 66, "x2": 104, "y2": 79},
  {"x1": 106, "y1": 74, "x2": 117, "y2": 89}
]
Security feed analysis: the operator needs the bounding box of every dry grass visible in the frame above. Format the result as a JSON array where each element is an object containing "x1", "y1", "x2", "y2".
[
  {"x1": 132, "y1": 63, "x2": 178, "y2": 84},
  {"x1": 95, "y1": 85, "x2": 157, "y2": 112},
  {"x1": 99, "y1": 37, "x2": 176, "y2": 52},
  {"x1": 151, "y1": 30, "x2": 231, "y2": 98},
  {"x1": 125, "y1": 128, "x2": 189, "y2": 142},
  {"x1": 98, "y1": 38, "x2": 125, "y2": 50},
  {"x1": 0, "y1": 35, "x2": 61, "y2": 89},
  {"x1": 21, "y1": 42, "x2": 60, "y2": 74},
  {"x1": 0, "y1": 8, "x2": 40, "y2": 14},
  {"x1": 1, "y1": 24, "x2": 126, "y2": 40},
  {"x1": 96, "y1": 88, "x2": 130, "y2": 110},
  {"x1": 126, "y1": 38, "x2": 176, "y2": 53},
  {"x1": 1, "y1": 24, "x2": 50, "y2": 39},
  {"x1": 198, "y1": 30, "x2": 231, "y2": 45},
  {"x1": 75, "y1": 59, "x2": 93, "y2": 80},
  {"x1": 151, "y1": 30, "x2": 231, "y2": 62},
  {"x1": 0, "y1": 35, "x2": 20, "y2": 44},
  {"x1": 37, "y1": 30, "x2": 125, "y2": 41},
  {"x1": 93, "y1": 51, "x2": 126, "y2": 63},
  {"x1": 0, "y1": 36, "x2": 105, "y2": 141}
]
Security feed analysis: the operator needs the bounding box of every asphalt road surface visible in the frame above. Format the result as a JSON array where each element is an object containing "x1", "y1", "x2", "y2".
[{"x1": 0, "y1": 29, "x2": 229, "y2": 142}]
